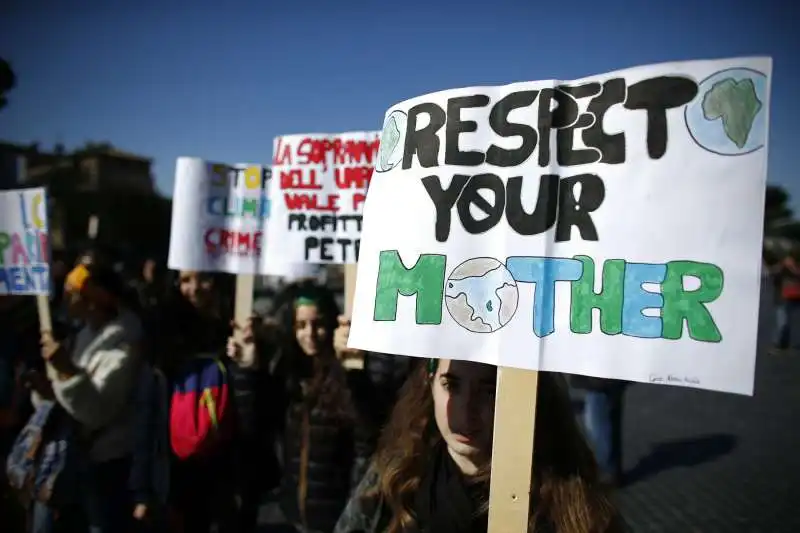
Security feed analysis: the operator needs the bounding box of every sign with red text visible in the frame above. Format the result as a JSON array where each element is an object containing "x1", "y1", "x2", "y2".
[
  {"x1": 349, "y1": 57, "x2": 772, "y2": 396},
  {"x1": 168, "y1": 158, "x2": 270, "y2": 275},
  {"x1": 262, "y1": 132, "x2": 380, "y2": 272},
  {"x1": 0, "y1": 187, "x2": 50, "y2": 295}
]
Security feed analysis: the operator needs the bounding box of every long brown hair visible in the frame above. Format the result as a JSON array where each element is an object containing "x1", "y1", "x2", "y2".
[
  {"x1": 274, "y1": 282, "x2": 357, "y2": 528},
  {"x1": 367, "y1": 363, "x2": 622, "y2": 533}
]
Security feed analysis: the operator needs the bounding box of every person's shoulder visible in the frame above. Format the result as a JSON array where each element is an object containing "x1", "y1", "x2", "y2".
[
  {"x1": 119, "y1": 308, "x2": 143, "y2": 338},
  {"x1": 334, "y1": 467, "x2": 384, "y2": 533}
]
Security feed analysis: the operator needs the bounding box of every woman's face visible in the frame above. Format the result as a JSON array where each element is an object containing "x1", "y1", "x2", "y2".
[
  {"x1": 432, "y1": 359, "x2": 497, "y2": 469},
  {"x1": 294, "y1": 303, "x2": 329, "y2": 357},
  {"x1": 179, "y1": 271, "x2": 215, "y2": 309}
]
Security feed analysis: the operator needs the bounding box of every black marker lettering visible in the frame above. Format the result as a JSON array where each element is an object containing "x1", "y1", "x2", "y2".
[
  {"x1": 555, "y1": 83, "x2": 601, "y2": 166},
  {"x1": 457, "y1": 173, "x2": 505, "y2": 235},
  {"x1": 536, "y1": 88, "x2": 556, "y2": 167},
  {"x1": 624, "y1": 76, "x2": 698, "y2": 159},
  {"x1": 403, "y1": 102, "x2": 446, "y2": 169},
  {"x1": 554, "y1": 173, "x2": 605, "y2": 242},
  {"x1": 446, "y1": 95, "x2": 490, "y2": 166},
  {"x1": 583, "y1": 78, "x2": 626, "y2": 164},
  {"x1": 486, "y1": 90, "x2": 539, "y2": 167},
  {"x1": 505, "y1": 174, "x2": 560, "y2": 235},
  {"x1": 421, "y1": 174, "x2": 470, "y2": 242}
]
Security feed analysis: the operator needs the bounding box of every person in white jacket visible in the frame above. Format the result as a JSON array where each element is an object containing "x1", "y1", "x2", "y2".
[{"x1": 38, "y1": 262, "x2": 142, "y2": 533}]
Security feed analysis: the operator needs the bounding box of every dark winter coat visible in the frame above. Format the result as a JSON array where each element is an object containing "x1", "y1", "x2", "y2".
[{"x1": 277, "y1": 360, "x2": 378, "y2": 533}]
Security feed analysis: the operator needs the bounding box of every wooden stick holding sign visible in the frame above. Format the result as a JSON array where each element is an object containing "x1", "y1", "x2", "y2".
[
  {"x1": 487, "y1": 368, "x2": 539, "y2": 532},
  {"x1": 234, "y1": 274, "x2": 255, "y2": 340},
  {"x1": 36, "y1": 294, "x2": 52, "y2": 333},
  {"x1": 341, "y1": 264, "x2": 364, "y2": 370}
]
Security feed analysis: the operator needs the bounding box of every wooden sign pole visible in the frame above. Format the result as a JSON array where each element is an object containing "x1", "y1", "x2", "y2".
[
  {"x1": 234, "y1": 274, "x2": 255, "y2": 338},
  {"x1": 36, "y1": 294, "x2": 52, "y2": 333},
  {"x1": 487, "y1": 367, "x2": 540, "y2": 533},
  {"x1": 344, "y1": 264, "x2": 357, "y2": 316},
  {"x1": 342, "y1": 264, "x2": 364, "y2": 370}
]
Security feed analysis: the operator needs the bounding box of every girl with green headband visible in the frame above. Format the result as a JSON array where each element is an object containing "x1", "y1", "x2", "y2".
[{"x1": 248, "y1": 281, "x2": 379, "y2": 533}]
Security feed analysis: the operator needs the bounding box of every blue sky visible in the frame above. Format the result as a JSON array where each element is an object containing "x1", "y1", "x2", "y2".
[{"x1": 1, "y1": 1, "x2": 796, "y2": 206}]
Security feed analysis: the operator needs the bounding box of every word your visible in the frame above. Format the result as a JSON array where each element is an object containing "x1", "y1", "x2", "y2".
[
  {"x1": 209, "y1": 165, "x2": 271, "y2": 190},
  {"x1": 204, "y1": 228, "x2": 262, "y2": 258},
  {"x1": 274, "y1": 137, "x2": 380, "y2": 170},
  {"x1": 402, "y1": 76, "x2": 699, "y2": 170},
  {"x1": 424, "y1": 173, "x2": 603, "y2": 242},
  {"x1": 373, "y1": 251, "x2": 724, "y2": 342}
]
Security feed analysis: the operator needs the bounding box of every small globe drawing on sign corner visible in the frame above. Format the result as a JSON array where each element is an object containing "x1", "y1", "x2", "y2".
[
  {"x1": 445, "y1": 257, "x2": 519, "y2": 334},
  {"x1": 375, "y1": 110, "x2": 407, "y2": 173},
  {"x1": 684, "y1": 67, "x2": 768, "y2": 156}
]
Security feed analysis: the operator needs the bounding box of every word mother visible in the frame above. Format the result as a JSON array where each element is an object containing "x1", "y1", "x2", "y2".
[{"x1": 373, "y1": 251, "x2": 723, "y2": 342}]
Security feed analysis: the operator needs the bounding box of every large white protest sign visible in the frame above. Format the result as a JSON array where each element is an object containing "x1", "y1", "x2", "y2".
[
  {"x1": 349, "y1": 57, "x2": 772, "y2": 396},
  {"x1": 168, "y1": 158, "x2": 270, "y2": 274},
  {"x1": 0, "y1": 187, "x2": 50, "y2": 295},
  {"x1": 262, "y1": 132, "x2": 380, "y2": 273}
]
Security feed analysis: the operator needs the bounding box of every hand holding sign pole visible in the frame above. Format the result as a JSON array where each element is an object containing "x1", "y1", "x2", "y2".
[{"x1": 349, "y1": 57, "x2": 772, "y2": 532}]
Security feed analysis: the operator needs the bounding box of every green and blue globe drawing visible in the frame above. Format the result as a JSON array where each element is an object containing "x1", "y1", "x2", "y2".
[
  {"x1": 684, "y1": 68, "x2": 768, "y2": 156},
  {"x1": 375, "y1": 110, "x2": 407, "y2": 173},
  {"x1": 445, "y1": 257, "x2": 519, "y2": 333}
]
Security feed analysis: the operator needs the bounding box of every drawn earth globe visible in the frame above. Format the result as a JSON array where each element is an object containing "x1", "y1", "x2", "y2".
[
  {"x1": 444, "y1": 257, "x2": 519, "y2": 333},
  {"x1": 684, "y1": 68, "x2": 768, "y2": 156},
  {"x1": 376, "y1": 110, "x2": 407, "y2": 173}
]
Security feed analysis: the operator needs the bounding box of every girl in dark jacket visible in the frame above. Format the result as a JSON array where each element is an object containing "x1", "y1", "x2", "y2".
[{"x1": 232, "y1": 281, "x2": 378, "y2": 533}]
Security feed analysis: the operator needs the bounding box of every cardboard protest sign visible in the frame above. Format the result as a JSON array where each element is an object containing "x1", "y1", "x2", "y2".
[
  {"x1": 262, "y1": 132, "x2": 380, "y2": 273},
  {"x1": 168, "y1": 158, "x2": 271, "y2": 274},
  {"x1": 349, "y1": 57, "x2": 772, "y2": 396},
  {"x1": 0, "y1": 187, "x2": 50, "y2": 295}
]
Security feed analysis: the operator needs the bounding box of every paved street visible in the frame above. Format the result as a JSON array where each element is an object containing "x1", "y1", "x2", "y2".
[
  {"x1": 617, "y1": 351, "x2": 800, "y2": 532},
  {"x1": 258, "y1": 351, "x2": 800, "y2": 532}
]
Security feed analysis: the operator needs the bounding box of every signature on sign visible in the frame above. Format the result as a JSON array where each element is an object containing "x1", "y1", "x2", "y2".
[{"x1": 649, "y1": 374, "x2": 701, "y2": 386}]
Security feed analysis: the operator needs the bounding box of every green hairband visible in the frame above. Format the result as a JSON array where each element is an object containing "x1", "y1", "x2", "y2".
[
  {"x1": 427, "y1": 359, "x2": 438, "y2": 375},
  {"x1": 294, "y1": 296, "x2": 317, "y2": 307}
]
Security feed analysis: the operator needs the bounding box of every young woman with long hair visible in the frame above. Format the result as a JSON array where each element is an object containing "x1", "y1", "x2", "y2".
[
  {"x1": 334, "y1": 358, "x2": 626, "y2": 533},
  {"x1": 256, "y1": 281, "x2": 378, "y2": 533}
]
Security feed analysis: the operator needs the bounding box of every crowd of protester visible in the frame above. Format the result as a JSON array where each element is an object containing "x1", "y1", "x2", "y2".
[{"x1": 7, "y1": 242, "x2": 787, "y2": 532}]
